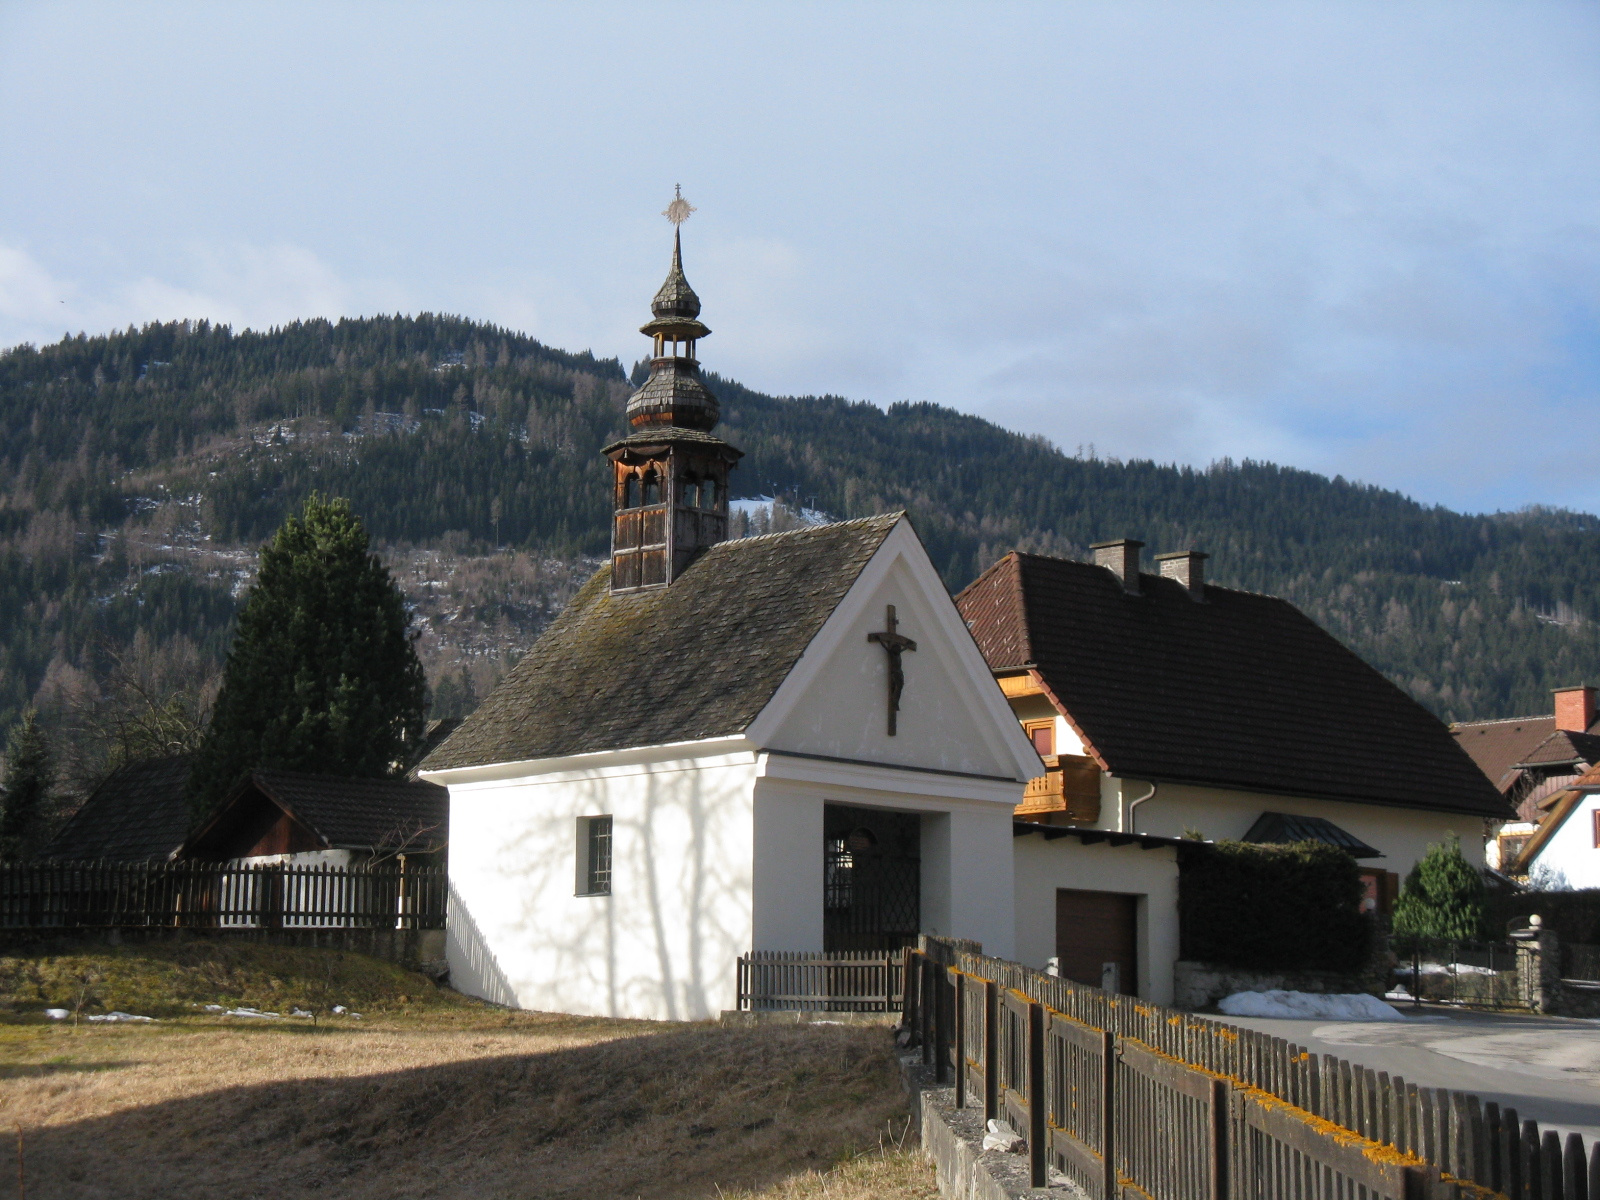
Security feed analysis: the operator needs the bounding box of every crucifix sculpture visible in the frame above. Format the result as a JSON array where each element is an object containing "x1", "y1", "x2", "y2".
[{"x1": 867, "y1": 604, "x2": 917, "y2": 736}]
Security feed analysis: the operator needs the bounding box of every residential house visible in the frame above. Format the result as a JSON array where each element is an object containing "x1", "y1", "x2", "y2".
[
  {"x1": 956, "y1": 543, "x2": 1510, "y2": 947},
  {"x1": 1505, "y1": 760, "x2": 1600, "y2": 888},
  {"x1": 1451, "y1": 687, "x2": 1600, "y2": 874}
]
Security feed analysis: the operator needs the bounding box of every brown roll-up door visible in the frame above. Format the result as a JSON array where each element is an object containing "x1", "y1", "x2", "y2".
[{"x1": 1054, "y1": 888, "x2": 1138, "y2": 995}]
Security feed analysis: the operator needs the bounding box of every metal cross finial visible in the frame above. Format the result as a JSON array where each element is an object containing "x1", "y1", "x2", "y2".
[
  {"x1": 663, "y1": 185, "x2": 696, "y2": 227},
  {"x1": 867, "y1": 604, "x2": 917, "y2": 736},
  {"x1": 662, "y1": 185, "x2": 694, "y2": 227}
]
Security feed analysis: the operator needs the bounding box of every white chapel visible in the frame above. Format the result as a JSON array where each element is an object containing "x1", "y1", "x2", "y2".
[{"x1": 420, "y1": 208, "x2": 1042, "y2": 1021}]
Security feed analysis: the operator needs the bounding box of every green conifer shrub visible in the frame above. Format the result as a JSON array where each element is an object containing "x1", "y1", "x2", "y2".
[
  {"x1": 0, "y1": 709, "x2": 54, "y2": 858},
  {"x1": 187, "y1": 495, "x2": 426, "y2": 810},
  {"x1": 1391, "y1": 835, "x2": 1488, "y2": 942}
]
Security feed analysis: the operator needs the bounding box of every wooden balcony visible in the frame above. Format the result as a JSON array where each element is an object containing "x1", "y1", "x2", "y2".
[{"x1": 1016, "y1": 753, "x2": 1101, "y2": 824}]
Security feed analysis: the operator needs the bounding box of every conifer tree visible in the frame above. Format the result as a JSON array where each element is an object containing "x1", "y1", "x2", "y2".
[
  {"x1": 188, "y1": 495, "x2": 425, "y2": 810},
  {"x1": 0, "y1": 710, "x2": 54, "y2": 859},
  {"x1": 1391, "y1": 835, "x2": 1489, "y2": 942}
]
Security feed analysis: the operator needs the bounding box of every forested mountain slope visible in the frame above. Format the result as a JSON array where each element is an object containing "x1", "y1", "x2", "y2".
[{"x1": 4, "y1": 314, "x2": 1599, "y2": 748}]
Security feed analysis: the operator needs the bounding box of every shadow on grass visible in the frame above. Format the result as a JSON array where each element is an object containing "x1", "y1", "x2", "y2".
[
  {"x1": 0, "y1": 1060, "x2": 136, "y2": 1080},
  {"x1": 16, "y1": 1023, "x2": 908, "y2": 1200}
]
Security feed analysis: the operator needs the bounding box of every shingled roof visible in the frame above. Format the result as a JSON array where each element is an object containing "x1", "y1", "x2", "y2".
[
  {"x1": 182, "y1": 770, "x2": 448, "y2": 857},
  {"x1": 46, "y1": 755, "x2": 194, "y2": 861},
  {"x1": 421, "y1": 514, "x2": 903, "y2": 771},
  {"x1": 1450, "y1": 716, "x2": 1564, "y2": 791},
  {"x1": 956, "y1": 553, "x2": 1508, "y2": 818}
]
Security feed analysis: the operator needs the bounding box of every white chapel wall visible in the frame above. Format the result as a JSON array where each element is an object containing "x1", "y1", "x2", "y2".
[
  {"x1": 445, "y1": 753, "x2": 760, "y2": 1021},
  {"x1": 762, "y1": 545, "x2": 1033, "y2": 782},
  {"x1": 1098, "y1": 778, "x2": 1487, "y2": 875},
  {"x1": 752, "y1": 764, "x2": 1018, "y2": 960},
  {"x1": 1012, "y1": 835, "x2": 1180, "y2": 1006}
]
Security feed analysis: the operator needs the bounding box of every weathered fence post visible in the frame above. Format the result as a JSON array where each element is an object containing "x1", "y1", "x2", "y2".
[
  {"x1": 983, "y1": 979, "x2": 999, "y2": 1126},
  {"x1": 1209, "y1": 1077, "x2": 1228, "y2": 1200},
  {"x1": 1028, "y1": 998, "x2": 1046, "y2": 1187},
  {"x1": 1101, "y1": 1029, "x2": 1117, "y2": 1200},
  {"x1": 953, "y1": 970, "x2": 967, "y2": 1108}
]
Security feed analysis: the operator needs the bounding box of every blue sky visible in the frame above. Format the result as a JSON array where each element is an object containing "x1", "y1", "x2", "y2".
[{"x1": 2, "y1": 2, "x2": 1597, "y2": 513}]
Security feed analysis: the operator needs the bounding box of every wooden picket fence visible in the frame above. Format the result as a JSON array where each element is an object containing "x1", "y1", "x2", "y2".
[
  {"x1": 0, "y1": 859, "x2": 447, "y2": 930},
  {"x1": 906, "y1": 936, "x2": 1595, "y2": 1199},
  {"x1": 736, "y1": 950, "x2": 906, "y2": 1012}
]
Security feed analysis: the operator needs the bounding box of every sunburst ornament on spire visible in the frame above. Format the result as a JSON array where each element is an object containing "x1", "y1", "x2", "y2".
[{"x1": 663, "y1": 184, "x2": 695, "y2": 227}]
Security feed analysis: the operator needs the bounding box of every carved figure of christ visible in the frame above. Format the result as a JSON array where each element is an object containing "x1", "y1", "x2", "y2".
[{"x1": 867, "y1": 604, "x2": 917, "y2": 736}]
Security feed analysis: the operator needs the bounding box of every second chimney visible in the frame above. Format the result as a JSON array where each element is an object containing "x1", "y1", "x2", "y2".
[
  {"x1": 1554, "y1": 685, "x2": 1597, "y2": 733},
  {"x1": 1155, "y1": 550, "x2": 1208, "y2": 600},
  {"x1": 1092, "y1": 538, "x2": 1145, "y2": 593}
]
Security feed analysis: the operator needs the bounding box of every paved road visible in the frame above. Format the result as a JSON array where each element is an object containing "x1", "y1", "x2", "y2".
[{"x1": 1216, "y1": 1006, "x2": 1600, "y2": 1143}]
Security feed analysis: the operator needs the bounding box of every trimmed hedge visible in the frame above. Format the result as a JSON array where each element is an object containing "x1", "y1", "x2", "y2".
[
  {"x1": 1492, "y1": 889, "x2": 1600, "y2": 943},
  {"x1": 1179, "y1": 840, "x2": 1372, "y2": 973}
]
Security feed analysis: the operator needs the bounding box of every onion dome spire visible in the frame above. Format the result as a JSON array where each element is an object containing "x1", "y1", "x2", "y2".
[{"x1": 627, "y1": 187, "x2": 718, "y2": 432}]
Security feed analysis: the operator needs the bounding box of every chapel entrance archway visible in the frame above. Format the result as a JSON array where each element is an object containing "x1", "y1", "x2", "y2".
[{"x1": 822, "y1": 803, "x2": 921, "y2": 952}]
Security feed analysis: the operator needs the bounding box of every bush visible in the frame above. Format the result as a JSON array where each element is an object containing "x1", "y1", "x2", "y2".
[
  {"x1": 1392, "y1": 836, "x2": 1488, "y2": 942},
  {"x1": 1179, "y1": 840, "x2": 1372, "y2": 973}
]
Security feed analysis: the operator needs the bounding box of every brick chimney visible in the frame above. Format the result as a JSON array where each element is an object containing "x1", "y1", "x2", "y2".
[
  {"x1": 1554, "y1": 685, "x2": 1596, "y2": 733},
  {"x1": 1155, "y1": 550, "x2": 1208, "y2": 600},
  {"x1": 1092, "y1": 538, "x2": 1144, "y2": 594}
]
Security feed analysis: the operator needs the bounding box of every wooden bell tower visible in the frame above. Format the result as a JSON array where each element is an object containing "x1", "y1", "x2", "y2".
[{"x1": 605, "y1": 190, "x2": 743, "y2": 592}]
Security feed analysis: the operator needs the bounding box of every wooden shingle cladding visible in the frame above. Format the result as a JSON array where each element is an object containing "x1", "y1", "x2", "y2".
[
  {"x1": 956, "y1": 552, "x2": 1508, "y2": 819},
  {"x1": 421, "y1": 514, "x2": 904, "y2": 772}
]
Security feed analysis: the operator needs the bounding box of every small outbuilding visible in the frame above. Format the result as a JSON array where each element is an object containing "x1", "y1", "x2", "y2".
[{"x1": 179, "y1": 771, "x2": 448, "y2": 867}]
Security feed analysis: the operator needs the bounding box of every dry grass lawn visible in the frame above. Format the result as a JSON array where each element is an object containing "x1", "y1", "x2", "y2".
[{"x1": 0, "y1": 944, "x2": 937, "y2": 1199}]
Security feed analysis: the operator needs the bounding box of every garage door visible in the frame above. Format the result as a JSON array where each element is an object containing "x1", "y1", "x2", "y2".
[{"x1": 1055, "y1": 888, "x2": 1138, "y2": 995}]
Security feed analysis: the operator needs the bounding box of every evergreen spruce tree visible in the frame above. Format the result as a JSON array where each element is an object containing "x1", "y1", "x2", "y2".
[
  {"x1": 0, "y1": 710, "x2": 54, "y2": 859},
  {"x1": 188, "y1": 495, "x2": 426, "y2": 810},
  {"x1": 1391, "y1": 835, "x2": 1489, "y2": 942}
]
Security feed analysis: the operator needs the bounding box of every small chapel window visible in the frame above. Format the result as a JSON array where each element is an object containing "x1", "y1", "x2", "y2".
[
  {"x1": 682, "y1": 479, "x2": 699, "y2": 509},
  {"x1": 701, "y1": 480, "x2": 718, "y2": 510},
  {"x1": 578, "y1": 816, "x2": 613, "y2": 895},
  {"x1": 642, "y1": 471, "x2": 661, "y2": 506},
  {"x1": 623, "y1": 475, "x2": 640, "y2": 509}
]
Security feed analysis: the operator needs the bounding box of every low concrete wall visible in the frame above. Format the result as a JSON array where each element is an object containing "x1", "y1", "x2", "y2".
[
  {"x1": 1173, "y1": 960, "x2": 1378, "y2": 1012},
  {"x1": 0, "y1": 926, "x2": 447, "y2": 974},
  {"x1": 901, "y1": 1054, "x2": 1077, "y2": 1199}
]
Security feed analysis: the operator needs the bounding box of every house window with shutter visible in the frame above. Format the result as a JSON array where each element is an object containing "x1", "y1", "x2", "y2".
[
  {"x1": 577, "y1": 816, "x2": 613, "y2": 895},
  {"x1": 1025, "y1": 720, "x2": 1054, "y2": 757}
]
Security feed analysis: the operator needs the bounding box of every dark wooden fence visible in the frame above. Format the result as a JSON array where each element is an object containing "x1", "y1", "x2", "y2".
[
  {"x1": 906, "y1": 936, "x2": 1596, "y2": 1200},
  {"x1": 736, "y1": 950, "x2": 906, "y2": 1012},
  {"x1": 0, "y1": 860, "x2": 447, "y2": 930}
]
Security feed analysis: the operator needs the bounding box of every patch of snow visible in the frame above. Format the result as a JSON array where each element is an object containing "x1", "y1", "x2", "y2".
[
  {"x1": 203, "y1": 1004, "x2": 225, "y2": 1012},
  {"x1": 86, "y1": 1011, "x2": 157, "y2": 1023},
  {"x1": 222, "y1": 1007, "x2": 282, "y2": 1019},
  {"x1": 729, "y1": 496, "x2": 831, "y2": 525},
  {"x1": 1395, "y1": 963, "x2": 1499, "y2": 977},
  {"x1": 291, "y1": 1008, "x2": 313, "y2": 1018},
  {"x1": 1218, "y1": 990, "x2": 1404, "y2": 1022},
  {"x1": 44, "y1": 1008, "x2": 69, "y2": 1020}
]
